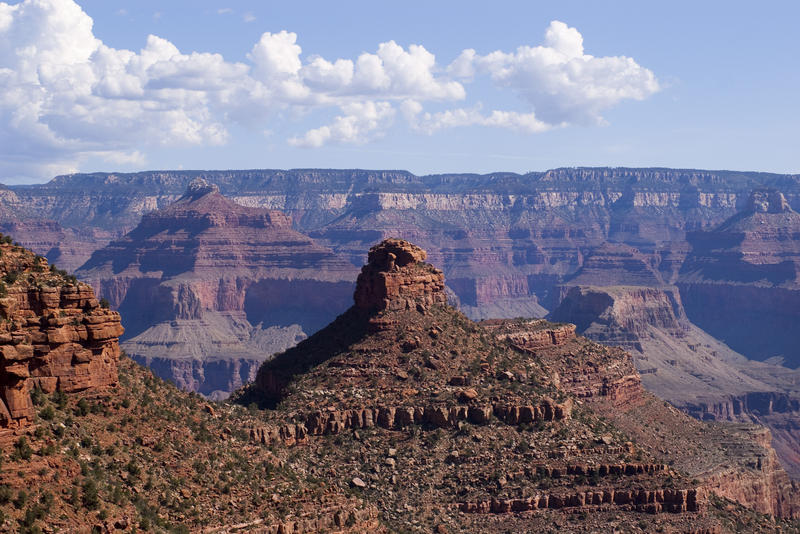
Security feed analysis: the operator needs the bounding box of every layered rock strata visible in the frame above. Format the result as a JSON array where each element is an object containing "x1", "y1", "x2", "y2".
[
  {"x1": 76, "y1": 179, "x2": 358, "y2": 397},
  {"x1": 9, "y1": 167, "x2": 800, "y2": 322},
  {"x1": 679, "y1": 189, "x2": 800, "y2": 365},
  {"x1": 0, "y1": 239, "x2": 123, "y2": 438}
]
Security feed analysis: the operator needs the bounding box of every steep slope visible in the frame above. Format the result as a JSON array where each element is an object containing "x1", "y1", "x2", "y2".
[
  {"x1": 76, "y1": 178, "x2": 358, "y2": 398},
  {"x1": 0, "y1": 355, "x2": 383, "y2": 533},
  {"x1": 237, "y1": 238, "x2": 800, "y2": 531},
  {"x1": 0, "y1": 234, "x2": 123, "y2": 441},
  {"x1": 679, "y1": 189, "x2": 800, "y2": 365}
]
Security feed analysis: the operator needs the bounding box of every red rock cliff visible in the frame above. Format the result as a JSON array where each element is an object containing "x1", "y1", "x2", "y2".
[
  {"x1": 0, "y1": 239, "x2": 123, "y2": 438},
  {"x1": 353, "y1": 238, "x2": 446, "y2": 312}
]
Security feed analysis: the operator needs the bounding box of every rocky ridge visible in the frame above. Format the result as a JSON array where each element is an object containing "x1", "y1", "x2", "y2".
[
  {"x1": 236, "y1": 238, "x2": 800, "y2": 531},
  {"x1": 482, "y1": 316, "x2": 800, "y2": 519},
  {"x1": 549, "y1": 284, "x2": 800, "y2": 479}
]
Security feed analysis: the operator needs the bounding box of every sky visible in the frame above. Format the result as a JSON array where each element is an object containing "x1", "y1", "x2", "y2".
[{"x1": 0, "y1": 0, "x2": 798, "y2": 183}]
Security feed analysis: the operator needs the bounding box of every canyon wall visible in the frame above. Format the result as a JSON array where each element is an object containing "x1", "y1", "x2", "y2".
[{"x1": 3, "y1": 167, "x2": 799, "y2": 324}]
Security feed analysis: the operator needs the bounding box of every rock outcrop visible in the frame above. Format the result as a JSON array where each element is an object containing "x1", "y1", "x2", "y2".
[
  {"x1": 0, "y1": 237, "x2": 122, "y2": 439},
  {"x1": 76, "y1": 179, "x2": 358, "y2": 397},
  {"x1": 353, "y1": 238, "x2": 446, "y2": 312}
]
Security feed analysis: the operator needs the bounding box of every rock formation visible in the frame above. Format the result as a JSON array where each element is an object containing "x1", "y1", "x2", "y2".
[
  {"x1": 241, "y1": 238, "x2": 800, "y2": 530},
  {"x1": 353, "y1": 238, "x2": 446, "y2": 312},
  {"x1": 0, "y1": 236, "x2": 123, "y2": 440},
  {"x1": 76, "y1": 178, "x2": 358, "y2": 397}
]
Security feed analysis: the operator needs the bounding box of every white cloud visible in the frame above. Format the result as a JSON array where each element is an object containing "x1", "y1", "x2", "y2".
[
  {"x1": 289, "y1": 101, "x2": 395, "y2": 147},
  {"x1": 404, "y1": 102, "x2": 553, "y2": 135},
  {"x1": 243, "y1": 12, "x2": 255, "y2": 23},
  {"x1": 0, "y1": 1, "x2": 659, "y2": 181},
  {"x1": 449, "y1": 20, "x2": 659, "y2": 125}
]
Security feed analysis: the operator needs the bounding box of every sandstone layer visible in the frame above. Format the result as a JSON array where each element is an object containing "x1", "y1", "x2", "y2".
[{"x1": 76, "y1": 179, "x2": 358, "y2": 397}]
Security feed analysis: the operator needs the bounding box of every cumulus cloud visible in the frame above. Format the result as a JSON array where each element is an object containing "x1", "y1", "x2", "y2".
[
  {"x1": 0, "y1": 1, "x2": 659, "y2": 180},
  {"x1": 403, "y1": 101, "x2": 554, "y2": 135},
  {"x1": 289, "y1": 101, "x2": 395, "y2": 147},
  {"x1": 448, "y1": 21, "x2": 659, "y2": 125}
]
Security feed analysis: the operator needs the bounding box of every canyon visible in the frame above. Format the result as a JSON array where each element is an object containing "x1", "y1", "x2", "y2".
[
  {"x1": 1, "y1": 167, "x2": 797, "y2": 322},
  {"x1": 1, "y1": 236, "x2": 799, "y2": 531},
  {"x1": 3, "y1": 166, "x2": 800, "y2": 482}
]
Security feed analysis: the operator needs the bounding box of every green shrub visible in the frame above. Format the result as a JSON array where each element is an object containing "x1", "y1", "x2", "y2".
[
  {"x1": 13, "y1": 489, "x2": 28, "y2": 509},
  {"x1": 82, "y1": 479, "x2": 99, "y2": 509},
  {"x1": 76, "y1": 398, "x2": 90, "y2": 416},
  {"x1": 13, "y1": 437, "x2": 33, "y2": 461},
  {"x1": 38, "y1": 405, "x2": 55, "y2": 421}
]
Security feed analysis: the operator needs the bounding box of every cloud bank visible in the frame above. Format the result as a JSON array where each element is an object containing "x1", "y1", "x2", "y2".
[{"x1": 0, "y1": 0, "x2": 659, "y2": 180}]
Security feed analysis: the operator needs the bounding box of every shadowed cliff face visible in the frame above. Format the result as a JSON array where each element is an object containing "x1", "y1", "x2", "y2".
[
  {"x1": 678, "y1": 189, "x2": 800, "y2": 365},
  {"x1": 76, "y1": 179, "x2": 359, "y2": 397}
]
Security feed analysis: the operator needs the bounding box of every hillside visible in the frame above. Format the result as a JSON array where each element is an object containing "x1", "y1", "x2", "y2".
[{"x1": 235, "y1": 238, "x2": 800, "y2": 532}]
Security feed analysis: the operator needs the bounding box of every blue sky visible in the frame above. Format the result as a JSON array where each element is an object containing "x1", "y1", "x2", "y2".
[{"x1": 0, "y1": 0, "x2": 798, "y2": 183}]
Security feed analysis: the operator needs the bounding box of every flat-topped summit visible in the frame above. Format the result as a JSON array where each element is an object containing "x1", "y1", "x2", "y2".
[{"x1": 354, "y1": 238, "x2": 446, "y2": 312}]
